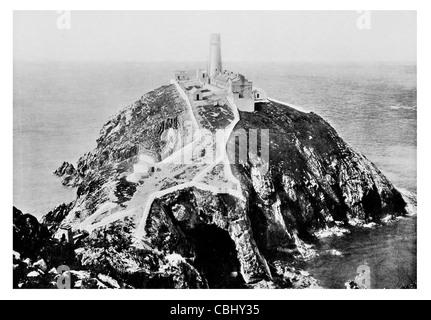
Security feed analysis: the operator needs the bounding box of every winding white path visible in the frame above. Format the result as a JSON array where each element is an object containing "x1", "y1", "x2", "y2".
[{"x1": 81, "y1": 81, "x2": 244, "y2": 242}]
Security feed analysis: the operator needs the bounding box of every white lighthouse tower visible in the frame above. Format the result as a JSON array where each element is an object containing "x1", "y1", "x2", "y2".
[{"x1": 208, "y1": 34, "x2": 222, "y2": 78}]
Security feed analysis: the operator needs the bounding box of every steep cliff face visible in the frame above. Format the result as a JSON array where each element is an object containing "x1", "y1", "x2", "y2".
[
  {"x1": 232, "y1": 101, "x2": 407, "y2": 258},
  {"x1": 54, "y1": 84, "x2": 195, "y2": 222},
  {"x1": 146, "y1": 188, "x2": 271, "y2": 287},
  {"x1": 47, "y1": 85, "x2": 408, "y2": 289}
]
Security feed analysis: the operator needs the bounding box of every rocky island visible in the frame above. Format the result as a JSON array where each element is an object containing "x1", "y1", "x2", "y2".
[
  {"x1": 13, "y1": 34, "x2": 411, "y2": 289},
  {"x1": 13, "y1": 84, "x2": 410, "y2": 289}
]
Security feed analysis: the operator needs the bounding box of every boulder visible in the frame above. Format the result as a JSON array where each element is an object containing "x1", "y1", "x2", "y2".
[{"x1": 32, "y1": 259, "x2": 47, "y2": 272}]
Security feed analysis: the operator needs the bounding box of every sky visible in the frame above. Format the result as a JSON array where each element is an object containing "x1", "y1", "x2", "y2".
[{"x1": 13, "y1": 10, "x2": 417, "y2": 63}]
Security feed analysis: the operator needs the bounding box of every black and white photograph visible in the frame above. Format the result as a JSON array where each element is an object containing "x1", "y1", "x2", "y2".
[{"x1": 3, "y1": 2, "x2": 430, "y2": 304}]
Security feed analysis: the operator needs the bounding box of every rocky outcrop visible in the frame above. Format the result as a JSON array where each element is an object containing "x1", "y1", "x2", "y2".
[
  {"x1": 13, "y1": 207, "x2": 51, "y2": 259},
  {"x1": 42, "y1": 202, "x2": 74, "y2": 233},
  {"x1": 54, "y1": 162, "x2": 79, "y2": 186},
  {"x1": 234, "y1": 101, "x2": 407, "y2": 258},
  {"x1": 13, "y1": 208, "x2": 76, "y2": 288},
  {"x1": 146, "y1": 188, "x2": 271, "y2": 287},
  {"x1": 53, "y1": 84, "x2": 194, "y2": 221},
  {"x1": 13, "y1": 208, "x2": 208, "y2": 289},
  {"x1": 40, "y1": 85, "x2": 409, "y2": 289}
]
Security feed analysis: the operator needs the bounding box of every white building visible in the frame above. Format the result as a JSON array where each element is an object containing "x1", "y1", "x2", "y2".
[
  {"x1": 133, "y1": 163, "x2": 150, "y2": 177},
  {"x1": 196, "y1": 69, "x2": 208, "y2": 83},
  {"x1": 175, "y1": 69, "x2": 208, "y2": 83},
  {"x1": 208, "y1": 34, "x2": 222, "y2": 78},
  {"x1": 174, "y1": 70, "x2": 189, "y2": 81},
  {"x1": 207, "y1": 35, "x2": 255, "y2": 112},
  {"x1": 173, "y1": 34, "x2": 262, "y2": 113},
  {"x1": 128, "y1": 153, "x2": 156, "y2": 183},
  {"x1": 253, "y1": 87, "x2": 267, "y2": 101},
  {"x1": 189, "y1": 87, "x2": 203, "y2": 101},
  {"x1": 55, "y1": 224, "x2": 73, "y2": 244}
]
